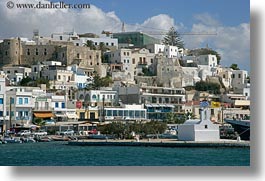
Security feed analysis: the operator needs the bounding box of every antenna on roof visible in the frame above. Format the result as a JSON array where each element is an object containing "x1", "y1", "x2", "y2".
[{"x1": 122, "y1": 22, "x2": 125, "y2": 32}]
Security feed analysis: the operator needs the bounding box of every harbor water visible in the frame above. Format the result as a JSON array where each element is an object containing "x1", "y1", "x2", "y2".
[{"x1": 0, "y1": 142, "x2": 250, "y2": 166}]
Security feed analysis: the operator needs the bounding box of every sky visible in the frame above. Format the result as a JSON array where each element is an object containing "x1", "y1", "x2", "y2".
[{"x1": 0, "y1": 0, "x2": 250, "y2": 71}]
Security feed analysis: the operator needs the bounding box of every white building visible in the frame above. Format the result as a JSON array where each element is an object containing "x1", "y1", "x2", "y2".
[
  {"x1": 2, "y1": 66, "x2": 31, "y2": 85},
  {"x1": 0, "y1": 74, "x2": 7, "y2": 132},
  {"x1": 30, "y1": 61, "x2": 62, "y2": 80},
  {"x1": 104, "y1": 104, "x2": 147, "y2": 121},
  {"x1": 197, "y1": 54, "x2": 218, "y2": 68},
  {"x1": 6, "y1": 86, "x2": 43, "y2": 127},
  {"x1": 146, "y1": 44, "x2": 179, "y2": 58},
  {"x1": 182, "y1": 67, "x2": 201, "y2": 87},
  {"x1": 107, "y1": 49, "x2": 133, "y2": 81},
  {"x1": 50, "y1": 31, "x2": 118, "y2": 50},
  {"x1": 67, "y1": 64, "x2": 93, "y2": 89},
  {"x1": 231, "y1": 70, "x2": 248, "y2": 94},
  {"x1": 178, "y1": 108, "x2": 220, "y2": 141}
]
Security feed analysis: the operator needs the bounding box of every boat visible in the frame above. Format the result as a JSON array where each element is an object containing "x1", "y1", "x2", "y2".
[
  {"x1": 51, "y1": 136, "x2": 71, "y2": 141},
  {"x1": 224, "y1": 119, "x2": 250, "y2": 140},
  {"x1": 2, "y1": 136, "x2": 22, "y2": 144}
]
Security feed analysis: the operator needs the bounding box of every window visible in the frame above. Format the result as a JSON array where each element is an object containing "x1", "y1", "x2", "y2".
[
  {"x1": 0, "y1": 111, "x2": 3, "y2": 117},
  {"x1": 77, "y1": 53, "x2": 80, "y2": 58},
  {"x1": 211, "y1": 109, "x2": 214, "y2": 115},
  {"x1": 238, "y1": 74, "x2": 241, "y2": 78},
  {"x1": 129, "y1": 110, "x2": 134, "y2": 118},
  {"x1": 0, "y1": 98, "x2": 3, "y2": 104},
  {"x1": 205, "y1": 125, "x2": 208, "y2": 129},
  {"x1": 45, "y1": 102, "x2": 49, "y2": 109},
  {"x1": 24, "y1": 98, "x2": 29, "y2": 104},
  {"x1": 55, "y1": 102, "x2": 59, "y2": 108},
  {"x1": 135, "y1": 111, "x2": 140, "y2": 118},
  {"x1": 111, "y1": 43, "x2": 114, "y2": 46},
  {"x1": 124, "y1": 110, "x2": 128, "y2": 117},
  {"x1": 127, "y1": 60, "x2": 129, "y2": 63},
  {"x1": 18, "y1": 98, "x2": 23, "y2": 104},
  {"x1": 76, "y1": 43, "x2": 79, "y2": 46},
  {"x1": 27, "y1": 49, "x2": 30, "y2": 55},
  {"x1": 151, "y1": 59, "x2": 153, "y2": 63},
  {"x1": 113, "y1": 110, "x2": 117, "y2": 116},
  {"x1": 118, "y1": 110, "x2": 123, "y2": 117},
  {"x1": 62, "y1": 102, "x2": 65, "y2": 108},
  {"x1": 60, "y1": 36, "x2": 63, "y2": 40},
  {"x1": 44, "y1": 48, "x2": 47, "y2": 55},
  {"x1": 124, "y1": 52, "x2": 126, "y2": 56},
  {"x1": 127, "y1": 52, "x2": 129, "y2": 56},
  {"x1": 132, "y1": 58, "x2": 135, "y2": 64},
  {"x1": 232, "y1": 74, "x2": 235, "y2": 78}
]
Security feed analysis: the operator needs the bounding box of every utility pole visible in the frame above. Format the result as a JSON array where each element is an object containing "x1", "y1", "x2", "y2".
[
  {"x1": 9, "y1": 97, "x2": 12, "y2": 129},
  {"x1": 102, "y1": 95, "x2": 105, "y2": 122}
]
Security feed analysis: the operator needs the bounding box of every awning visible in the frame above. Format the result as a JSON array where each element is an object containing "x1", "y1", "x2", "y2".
[
  {"x1": 165, "y1": 104, "x2": 175, "y2": 108},
  {"x1": 34, "y1": 112, "x2": 54, "y2": 118},
  {"x1": 66, "y1": 113, "x2": 79, "y2": 119},
  {"x1": 55, "y1": 113, "x2": 67, "y2": 118},
  {"x1": 145, "y1": 104, "x2": 153, "y2": 107}
]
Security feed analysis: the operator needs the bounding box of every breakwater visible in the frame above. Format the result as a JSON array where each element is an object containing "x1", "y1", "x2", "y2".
[{"x1": 68, "y1": 139, "x2": 250, "y2": 148}]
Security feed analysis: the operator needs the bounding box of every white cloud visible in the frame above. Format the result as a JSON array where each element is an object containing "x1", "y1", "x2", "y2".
[
  {"x1": 0, "y1": 1, "x2": 180, "y2": 38},
  {"x1": 184, "y1": 13, "x2": 250, "y2": 70}
]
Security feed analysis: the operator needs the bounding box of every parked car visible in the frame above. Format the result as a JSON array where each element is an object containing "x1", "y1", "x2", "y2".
[
  {"x1": 17, "y1": 130, "x2": 31, "y2": 136},
  {"x1": 33, "y1": 130, "x2": 48, "y2": 136},
  {"x1": 57, "y1": 129, "x2": 75, "y2": 136}
]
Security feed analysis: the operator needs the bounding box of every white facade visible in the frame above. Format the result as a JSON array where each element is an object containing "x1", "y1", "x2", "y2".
[
  {"x1": 182, "y1": 67, "x2": 201, "y2": 87},
  {"x1": 178, "y1": 108, "x2": 220, "y2": 141},
  {"x1": 146, "y1": 44, "x2": 179, "y2": 58},
  {"x1": 0, "y1": 75, "x2": 7, "y2": 132},
  {"x1": 68, "y1": 64, "x2": 93, "y2": 89},
  {"x1": 231, "y1": 70, "x2": 248, "y2": 93},
  {"x1": 104, "y1": 104, "x2": 146, "y2": 121},
  {"x1": 6, "y1": 87, "x2": 42, "y2": 127},
  {"x1": 3, "y1": 66, "x2": 32, "y2": 85},
  {"x1": 107, "y1": 49, "x2": 134, "y2": 81},
  {"x1": 216, "y1": 67, "x2": 233, "y2": 89},
  {"x1": 73, "y1": 37, "x2": 118, "y2": 49},
  {"x1": 243, "y1": 85, "x2": 250, "y2": 100},
  {"x1": 50, "y1": 31, "x2": 118, "y2": 49},
  {"x1": 131, "y1": 48, "x2": 156, "y2": 76},
  {"x1": 197, "y1": 54, "x2": 218, "y2": 68}
]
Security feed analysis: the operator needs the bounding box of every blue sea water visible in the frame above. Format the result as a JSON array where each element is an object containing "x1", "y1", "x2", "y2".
[{"x1": 0, "y1": 142, "x2": 250, "y2": 166}]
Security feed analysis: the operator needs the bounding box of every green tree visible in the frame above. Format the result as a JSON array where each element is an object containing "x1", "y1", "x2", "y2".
[
  {"x1": 85, "y1": 75, "x2": 113, "y2": 90},
  {"x1": 32, "y1": 118, "x2": 46, "y2": 127},
  {"x1": 163, "y1": 27, "x2": 184, "y2": 48},
  {"x1": 83, "y1": 40, "x2": 96, "y2": 50},
  {"x1": 195, "y1": 81, "x2": 221, "y2": 94},
  {"x1": 98, "y1": 42, "x2": 109, "y2": 63},
  {"x1": 230, "y1": 63, "x2": 240, "y2": 70},
  {"x1": 19, "y1": 77, "x2": 33, "y2": 86}
]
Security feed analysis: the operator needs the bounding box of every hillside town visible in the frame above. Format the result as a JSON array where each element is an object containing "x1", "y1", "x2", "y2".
[{"x1": 0, "y1": 28, "x2": 250, "y2": 140}]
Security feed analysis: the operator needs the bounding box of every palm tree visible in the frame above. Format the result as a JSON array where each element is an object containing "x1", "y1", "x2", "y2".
[
  {"x1": 32, "y1": 118, "x2": 46, "y2": 128},
  {"x1": 163, "y1": 27, "x2": 184, "y2": 48},
  {"x1": 83, "y1": 40, "x2": 96, "y2": 50}
]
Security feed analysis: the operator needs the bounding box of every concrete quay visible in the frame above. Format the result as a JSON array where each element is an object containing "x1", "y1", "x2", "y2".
[{"x1": 68, "y1": 139, "x2": 250, "y2": 148}]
